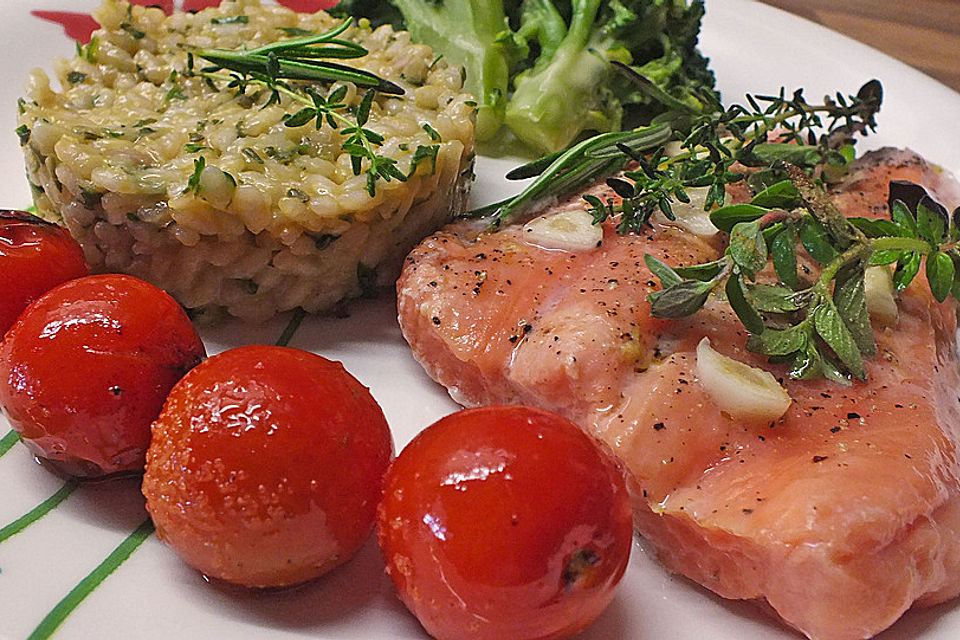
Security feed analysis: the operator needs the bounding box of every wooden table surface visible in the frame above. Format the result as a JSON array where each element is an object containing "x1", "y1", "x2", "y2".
[{"x1": 754, "y1": 0, "x2": 960, "y2": 93}]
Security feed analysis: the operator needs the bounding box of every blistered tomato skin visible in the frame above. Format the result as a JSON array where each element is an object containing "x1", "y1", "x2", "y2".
[
  {"x1": 142, "y1": 345, "x2": 394, "y2": 589},
  {"x1": 377, "y1": 405, "x2": 633, "y2": 640},
  {"x1": 0, "y1": 274, "x2": 205, "y2": 477},
  {"x1": 0, "y1": 210, "x2": 88, "y2": 335}
]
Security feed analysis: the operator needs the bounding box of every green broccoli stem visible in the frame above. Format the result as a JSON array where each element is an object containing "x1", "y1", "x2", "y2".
[
  {"x1": 516, "y1": 0, "x2": 567, "y2": 60},
  {"x1": 505, "y1": 0, "x2": 625, "y2": 154}
]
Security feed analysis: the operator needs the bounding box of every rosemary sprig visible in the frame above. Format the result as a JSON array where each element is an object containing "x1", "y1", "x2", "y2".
[
  {"x1": 190, "y1": 18, "x2": 403, "y2": 95},
  {"x1": 186, "y1": 18, "x2": 428, "y2": 197},
  {"x1": 648, "y1": 167, "x2": 960, "y2": 384},
  {"x1": 467, "y1": 122, "x2": 676, "y2": 222}
]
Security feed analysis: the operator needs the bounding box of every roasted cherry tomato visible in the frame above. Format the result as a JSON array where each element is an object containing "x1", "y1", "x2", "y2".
[
  {"x1": 142, "y1": 345, "x2": 394, "y2": 588},
  {"x1": 0, "y1": 274, "x2": 205, "y2": 477},
  {"x1": 0, "y1": 210, "x2": 88, "y2": 335},
  {"x1": 377, "y1": 405, "x2": 633, "y2": 640}
]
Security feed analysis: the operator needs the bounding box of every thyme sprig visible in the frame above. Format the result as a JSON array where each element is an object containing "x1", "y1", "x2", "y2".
[
  {"x1": 186, "y1": 18, "x2": 423, "y2": 197},
  {"x1": 469, "y1": 76, "x2": 882, "y2": 230},
  {"x1": 647, "y1": 166, "x2": 960, "y2": 384}
]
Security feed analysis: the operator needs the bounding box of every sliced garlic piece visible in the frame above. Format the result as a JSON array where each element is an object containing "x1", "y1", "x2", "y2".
[
  {"x1": 696, "y1": 337, "x2": 791, "y2": 423},
  {"x1": 522, "y1": 208, "x2": 602, "y2": 252},
  {"x1": 864, "y1": 265, "x2": 898, "y2": 327},
  {"x1": 652, "y1": 186, "x2": 717, "y2": 237}
]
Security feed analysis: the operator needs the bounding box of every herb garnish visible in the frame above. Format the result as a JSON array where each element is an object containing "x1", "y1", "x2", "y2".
[
  {"x1": 647, "y1": 168, "x2": 960, "y2": 384},
  {"x1": 187, "y1": 18, "x2": 433, "y2": 197},
  {"x1": 473, "y1": 75, "x2": 882, "y2": 228},
  {"x1": 189, "y1": 18, "x2": 403, "y2": 95}
]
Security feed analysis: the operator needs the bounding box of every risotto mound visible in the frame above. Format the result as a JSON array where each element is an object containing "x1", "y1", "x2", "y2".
[{"x1": 19, "y1": 0, "x2": 476, "y2": 322}]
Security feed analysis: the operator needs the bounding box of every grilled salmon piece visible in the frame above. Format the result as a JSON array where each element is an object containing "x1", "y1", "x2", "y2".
[{"x1": 397, "y1": 148, "x2": 960, "y2": 639}]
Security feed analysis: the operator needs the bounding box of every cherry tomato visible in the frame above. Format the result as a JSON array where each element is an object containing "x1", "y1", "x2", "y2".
[
  {"x1": 142, "y1": 345, "x2": 394, "y2": 588},
  {"x1": 0, "y1": 210, "x2": 88, "y2": 335},
  {"x1": 0, "y1": 274, "x2": 205, "y2": 477},
  {"x1": 377, "y1": 405, "x2": 633, "y2": 640}
]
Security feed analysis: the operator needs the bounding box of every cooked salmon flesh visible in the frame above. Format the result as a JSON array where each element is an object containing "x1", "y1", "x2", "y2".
[{"x1": 397, "y1": 148, "x2": 960, "y2": 639}]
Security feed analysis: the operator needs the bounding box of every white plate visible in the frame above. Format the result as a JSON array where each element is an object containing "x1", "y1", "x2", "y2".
[{"x1": 1, "y1": 1, "x2": 960, "y2": 638}]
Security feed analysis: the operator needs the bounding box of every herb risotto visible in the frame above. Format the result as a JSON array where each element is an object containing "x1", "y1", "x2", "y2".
[{"x1": 18, "y1": 0, "x2": 476, "y2": 322}]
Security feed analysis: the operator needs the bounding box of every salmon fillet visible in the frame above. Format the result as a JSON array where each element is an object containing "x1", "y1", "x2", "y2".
[{"x1": 397, "y1": 148, "x2": 960, "y2": 639}]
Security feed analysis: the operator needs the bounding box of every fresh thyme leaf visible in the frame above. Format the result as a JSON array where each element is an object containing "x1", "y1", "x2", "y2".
[
  {"x1": 728, "y1": 220, "x2": 767, "y2": 276},
  {"x1": 917, "y1": 196, "x2": 949, "y2": 245},
  {"x1": 745, "y1": 283, "x2": 801, "y2": 314},
  {"x1": 813, "y1": 299, "x2": 866, "y2": 381},
  {"x1": 869, "y1": 249, "x2": 903, "y2": 266},
  {"x1": 926, "y1": 250, "x2": 955, "y2": 302},
  {"x1": 747, "y1": 143, "x2": 822, "y2": 167},
  {"x1": 166, "y1": 86, "x2": 187, "y2": 101},
  {"x1": 750, "y1": 179, "x2": 800, "y2": 209},
  {"x1": 833, "y1": 263, "x2": 875, "y2": 357},
  {"x1": 798, "y1": 219, "x2": 839, "y2": 265},
  {"x1": 747, "y1": 325, "x2": 806, "y2": 357},
  {"x1": 649, "y1": 280, "x2": 714, "y2": 318},
  {"x1": 328, "y1": 84, "x2": 349, "y2": 105},
  {"x1": 849, "y1": 217, "x2": 901, "y2": 238},
  {"x1": 890, "y1": 200, "x2": 919, "y2": 238},
  {"x1": 643, "y1": 254, "x2": 683, "y2": 289},
  {"x1": 709, "y1": 203, "x2": 767, "y2": 233},
  {"x1": 284, "y1": 107, "x2": 317, "y2": 128},
  {"x1": 893, "y1": 251, "x2": 922, "y2": 292},
  {"x1": 770, "y1": 225, "x2": 799, "y2": 289},
  {"x1": 726, "y1": 273, "x2": 765, "y2": 334},
  {"x1": 356, "y1": 89, "x2": 374, "y2": 126},
  {"x1": 672, "y1": 260, "x2": 725, "y2": 281},
  {"x1": 790, "y1": 339, "x2": 823, "y2": 380},
  {"x1": 820, "y1": 351, "x2": 854, "y2": 386}
]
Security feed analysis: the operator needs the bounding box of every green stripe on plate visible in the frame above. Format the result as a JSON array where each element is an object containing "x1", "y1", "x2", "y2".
[
  {"x1": 0, "y1": 430, "x2": 21, "y2": 458},
  {"x1": 0, "y1": 480, "x2": 79, "y2": 544},
  {"x1": 27, "y1": 517, "x2": 155, "y2": 640}
]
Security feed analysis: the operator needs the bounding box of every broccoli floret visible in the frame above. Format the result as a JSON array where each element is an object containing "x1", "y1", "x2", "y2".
[
  {"x1": 329, "y1": 0, "x2": 716, "y2": 154},
  {"x1": 506, "y1": 0, "x2": 716, "y2": 154}
]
